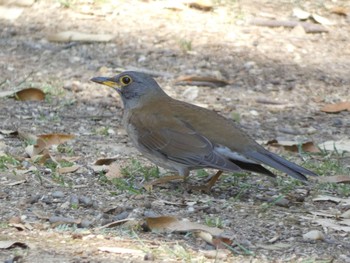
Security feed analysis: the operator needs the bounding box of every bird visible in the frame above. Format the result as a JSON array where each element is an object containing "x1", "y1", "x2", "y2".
[{"x1": 91, "y1": 71, "x2": 317, "y2": 191}]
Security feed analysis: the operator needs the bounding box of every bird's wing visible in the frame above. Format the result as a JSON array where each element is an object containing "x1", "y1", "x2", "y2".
[{"x1": 133, "y1": 116, "x2": 241, "y2": 172}]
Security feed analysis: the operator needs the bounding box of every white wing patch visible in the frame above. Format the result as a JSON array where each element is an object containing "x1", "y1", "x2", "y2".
[{"x1": 214, "y1": 145, "x2": 258, "y2": 164}]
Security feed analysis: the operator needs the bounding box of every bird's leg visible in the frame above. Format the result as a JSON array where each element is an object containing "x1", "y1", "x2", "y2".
[{"x1": 190, "y1": 170, "x2": 223, "y2": 192}]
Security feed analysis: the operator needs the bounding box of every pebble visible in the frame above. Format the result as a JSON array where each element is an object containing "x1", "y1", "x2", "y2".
[
  {"x1": 112, "y1": 211, "x2": 129, "y2": 221},
  {"x1": 79, "y1": 196, "x2": 92, "y2": 207},
  {"x1": 70, "y1": 194, "x2": 79, "y2": 206},
  {"x1": 79, "y1": 219, "x2": 93, "y2": 228},
  {"x1": 52, "y1": 191, "x2": 65, "y2": 198}
]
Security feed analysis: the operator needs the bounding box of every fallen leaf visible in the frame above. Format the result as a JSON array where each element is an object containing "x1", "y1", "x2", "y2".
[
  {"x1": 311, "y1": 14, "x2": 335, "y2": 26},
  {"x1": 105, "y1": 163, "x2": 123, "y2": 179},
  {"x1": 321, "y1": 101, "x2": 350, "y2": 113},
  {"x1": 143, "y1": 175, "x2": 184, "y2": 191},
  {"x1": 318, "y1": 140, "x2": 350, "y2": 153},
  {"x1": 303, "y1": 230, "x2": 325, "y2": 241},
  {"x1": 15, "y1": 88, "x2": 45, "y2": 101},
  {"x1": 187, "y1": 0, "x2": 213, "y2": 11},
  {"x1": 317, "y1": 175, "x2": 350, "y2": 184},
  {"x1": 0, "y1": 90, "x2": 16, "y2": 98},
  {"x1": 57, "y1": 165, "x2": 80, "y2": 174},
  {"x1": 265, "y1": 139, "x2": 320, "y2": 153},
  {"x1": 94, "y1": 157, "x2": 119, "y2": 165},
  {"x1": 98, "y1": 247, "x2": 144, "y2": 255},
  {"x1": 292, "y1": 8, "x2": 310, "y2": 20},
  {"x1": 145, "y1": 216, "x2": 223, "y2": 236},
  {"x1": 313, "y1": 195, "x2": 350, "y2": 205},
  {"x1": 0, "y1": 240, "x2": 28, "y2": 249},
  {"x1": 37, "y1": 133, "x2": 75, "y2": 147},
  {"x1": 47, "y1": 31, "x2": 115, "y2": 43},
  {"x1": 313, "y1": 218, "x2": 350, "y2": 232},
  {"x1": 175, "y1": 75, "x2": 229, "y2": 88},
  {"x1": 330, "y1": 7, "x2": 349, "y2": 16}
]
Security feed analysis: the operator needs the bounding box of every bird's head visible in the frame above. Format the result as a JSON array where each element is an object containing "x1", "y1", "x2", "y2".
[{"x1": 91, "y1": 71, "x2": 167, "y2": 109}]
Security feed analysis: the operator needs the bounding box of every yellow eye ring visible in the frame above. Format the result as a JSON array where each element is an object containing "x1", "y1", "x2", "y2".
[{"x1": 120, "y1": 75, "x2": 132, "y2": 86}]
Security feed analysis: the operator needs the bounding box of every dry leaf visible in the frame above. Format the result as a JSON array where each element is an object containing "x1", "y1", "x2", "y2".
[
  {"x1": 313, "y1": 195, "x2": 350, "y2": 205},
  {"x1": 94, "y1": 157, "x2": 119, "y2": 165},
  {"x1": 0, "y1": 90, "x2": 16, "y2": 98},
  {"x1": 266, "y1": 139, "x2": 320, "y2": 153},
  {"x1": 145, "y1": 216, "x2": 223, "y2": 236},
  {"x1": 37, "y1": 133, "x2": 75, "y2": 146},
  {"x1": 47, "y1": 31, "x2": 115, "y2": 43},
  {"x1": 187, "y1": 0, "x2": 213, "y2": 11},
  {"x1": 330, "y1": 7, "x2": 349, "y2": 16},
  {"x1": 0, "y1": 240, "x2": 28, "y2": 249},
  {"x1": 321, "y1": 101, "x2": 350, "y2": 113},
  {"x1": 105, "y1": 163, "x2": 123, "y2": 179},
  {"x1": 98, "y1": 247, "x2": 144, "y2": 255},
  {"x1": 57, "y1": 165, "x2": 80, "y2": 174},
  {"x1": 311, "y1": 14, "x2": 335, "y2": 26},
  {"x1": 303, "y1": 230, "x2": 325, "y2": 241},
  {"x1": 313, "y1": 218, "x2": 350, "y2": 232},
  {"x1": 15, "y1": 88, "x2": 45, "y2": 101},
  {"x1": 143, "y1": 175, "x2": 184, "y2": 191},
  {"x1": 318, "y1": 140, "x2": 350, "y2": 153},
  {"x1": 317, "y1": 175, "x2": 350, "y2": 184},
  {"x1": 175, "y1": 75, "x2": 229, "y2": 88},
  {"x1": 292, "y1": 8, "x2": 310, "y2": 20}
]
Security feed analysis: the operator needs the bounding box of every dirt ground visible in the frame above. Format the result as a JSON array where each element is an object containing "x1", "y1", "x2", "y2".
[{"x1": 1, "y1": 0, "x2": 350, "y2": 262}]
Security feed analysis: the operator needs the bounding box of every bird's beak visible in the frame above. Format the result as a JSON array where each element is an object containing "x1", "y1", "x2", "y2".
[{"x1": 90, "y1": 77, "x2": 120, "y2": 89}]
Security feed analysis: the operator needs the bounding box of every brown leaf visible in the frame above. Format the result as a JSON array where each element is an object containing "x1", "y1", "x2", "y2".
[
  {"x1": 317, "y1": 175, "x2": 350, "y2": 184},
  {"x1": 47, "y1": 31, "x2": 115, "y2": 43},
  {"x1": 187, "y1": 0, "x2": 213, "y2": 11},
  {"x1": 313, "y1": 195, "x2": 350, "y2": 205},
  {"x1": 105, "y1": 163, "x2": 123, "y2": 179},
  {"x1": 57, "y1": 165, "x2": 80, "y2": 174},
  {"x1": 37, "y1": 133, "x2": 75, "y2": 147},
  {"x1": 330, "y1": 7, "x2": 349, "y2": 16},
  {"x1": 145, "y1": 216, "x2": 223, "y2": 236},
  {"x1": 175, "y1": 75, "x2": 229, "y2": 88},
  {"x1": 266, "y1": 140, "x2": 320, "y2": 153},
  {"x1": 15, "y1": 88, "x2": 45, "y2": 101},
  {"x1": 94, "y1": 157, "x2": 119, "y2": 165},
  {"x1": 321, "y1": 101, "x2": 350, "y2": 113}
]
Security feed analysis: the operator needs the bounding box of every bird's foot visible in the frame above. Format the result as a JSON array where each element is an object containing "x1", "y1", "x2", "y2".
[{"x1": 189, "y1": 170, "x2": 223, "y2": 193}]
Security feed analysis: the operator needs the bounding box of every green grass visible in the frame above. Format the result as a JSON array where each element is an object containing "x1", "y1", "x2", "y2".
[
  {"x1": 0, "y1": 155, "x2": 20, "y2": 170},
  {"x1": 98, "y1": 159, "x2": 160, "y2": 194}
]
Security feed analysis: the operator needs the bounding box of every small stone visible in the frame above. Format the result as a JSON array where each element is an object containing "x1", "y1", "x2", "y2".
[
  {"x1": 52, "y1": 191, "x2": 65, "y2": 198},
  {"x1": 112, "y1": 211, "x2": 129, "y2": 221},
  {"x1": 79, "y1": 196, "x2": 92, "y2": 207},
  {"x1": 303, "y1": 230, "x2": 325, "y2": 241},
  {"x1": 70, "y1": 194, "x2": 79, "y2": 206},
  {"x1": 79, "y1": 219, "x2": 93, "y2": 228}
]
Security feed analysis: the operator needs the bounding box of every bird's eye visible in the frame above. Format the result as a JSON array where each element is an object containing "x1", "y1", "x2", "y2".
[{"x1": 120, "y1": 75, "x2": 132, "y2": 86}]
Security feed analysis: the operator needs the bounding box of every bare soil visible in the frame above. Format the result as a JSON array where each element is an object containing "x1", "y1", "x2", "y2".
[{"x1": 1, "y1": 0, "x2": 350, "y2": 262}]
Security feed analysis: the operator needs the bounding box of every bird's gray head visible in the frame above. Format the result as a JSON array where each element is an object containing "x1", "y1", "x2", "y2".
[{"x1": 91, "y1": 71, "x2": 167, "y2": 109}]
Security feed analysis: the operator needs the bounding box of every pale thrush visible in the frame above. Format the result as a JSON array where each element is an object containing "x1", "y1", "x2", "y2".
[{"x1": 91, "y1": 71, "x2": 317, "y2": 190}]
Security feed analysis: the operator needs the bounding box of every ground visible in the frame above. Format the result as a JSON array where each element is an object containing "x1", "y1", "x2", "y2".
[{"x1": 1, "y1": 0, "x2": 350, "y2": 262}]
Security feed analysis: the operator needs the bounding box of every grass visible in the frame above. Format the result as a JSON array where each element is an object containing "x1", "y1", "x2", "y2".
[
  {"x1": 98, "y1": 159, "x2": 160, "y2": 194},
  {"x1": 0, "y1": 155, "x2": 20, "y2": 170}
]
